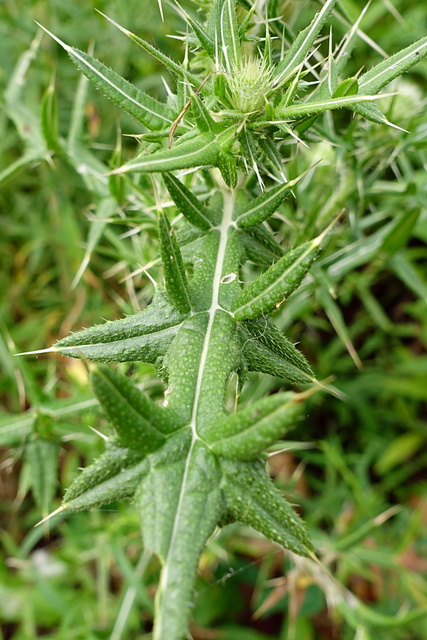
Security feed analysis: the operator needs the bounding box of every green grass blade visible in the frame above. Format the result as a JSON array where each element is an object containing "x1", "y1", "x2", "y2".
[
  {"x1": 72, "y1": 197, "x2": 116, "y2": 288},
  {"x1": 40, "y1": 79, "x2": 61, "y2": 153},
  {"x1": 389, "y1": 253, "x2": 427, "y2": 304},
  {"x1": 25, "y1": 435, "x2": 59, "y2": 516},
  {"x1": 317, "y1": 279, "x2": 363, "y2": 369}
]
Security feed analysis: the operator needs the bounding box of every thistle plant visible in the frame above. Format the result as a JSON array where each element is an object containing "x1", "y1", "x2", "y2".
[{"x1": 29, "y1": 1, "x2": 427, "y2": 638}]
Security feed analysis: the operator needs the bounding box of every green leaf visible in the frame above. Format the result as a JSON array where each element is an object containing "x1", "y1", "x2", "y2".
[
  {"x1": 273, "y1": 0, "x2": 337, "y2": 87},
  {"x1": 163, "y1": 173, "x2": 212, "y2": 230},
  {"x1": 217, "y1": 151, "x2": 238, "y2": 188},
  {"x1": 158, "y1": 211, "x2": 192, "y2": 314},
  {"x1": 235, "y1": 179, "x2": 297, "y2": 228},
  {"x1": 63, "y1": 442, "x2": 146, "y2": 510},
  {"x1": 358, "y1": 35, "x2": 427, "y2": 95},
  {"x1": 137, "y1": 441, "x2": 223, "y2": 640},
  {"x1": 114, "y1": 133, "x2": 221, "y2": 175},
  {"x1": 332, "y1": 77, "x2": 359, "y2": 98},
  {"x1": 217, "y1": 0, "x2": 242, "y2": 72},
  {"x1": 221, "y1": 458, "x2": 313, "y2": 556},
  {"x1": 275, "y1": 93, "x2": 379, "y2": 119},
  {"x1": 91, "y1": 365, "x2": 179, "y2": 451},
  {"x1": 232, "y1": 237, "x2": 321, "y2": 320},
  {"x1": 206, "y1": 391, "x2": 303, "y2": 459},
  {"x1": 241, "y1": 329, "x2": 315, "y2": 385},
  {"x1": 242, "y1": 317, "x2": 314, "y2": 382},
  {"x1": 97, "y1": 11, "x2": 200, "y2": 87},
  {"x1": 25, "y1": 434, "x2": 59, "y2": 515},
  {"x1": 240, "y1": 225, "x2": 285, "y2": 266},
  {"x1": 38, "y1": 25, "x2": 177, "y2": 131},
  {"x1": 187, "y1": 15, "x2": 215, "y2": 58},
  {"x1": 190, "y1": 91, "x2": 217, "y2": 133},
  {"x1": 54, "y1": 289, "x2": 186, "y2": 363}
]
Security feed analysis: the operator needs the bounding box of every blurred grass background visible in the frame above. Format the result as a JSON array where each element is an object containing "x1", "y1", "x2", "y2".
[{"x1": 1, "y1": 1, "x2": 427, "y2": 638}]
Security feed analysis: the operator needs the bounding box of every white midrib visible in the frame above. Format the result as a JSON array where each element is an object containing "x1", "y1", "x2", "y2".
[{"x1": 157, "y1": 185, "x2": 235, "y2": 628}]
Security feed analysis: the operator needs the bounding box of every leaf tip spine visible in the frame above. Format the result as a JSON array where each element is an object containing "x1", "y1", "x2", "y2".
[
  {"x1": 14, "y1": 346, "x2": 56, "y2": 357},
  {"x1": 35, "y1": 504, "x2": 67, "y2": 527},
  {"x1": 35, "y1": 22, "x2": 71, "y2": 52}
]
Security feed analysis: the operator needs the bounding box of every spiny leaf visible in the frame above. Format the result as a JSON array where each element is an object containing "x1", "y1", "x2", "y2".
[
  {"x1": 240, "y1": 224, "x2": 285, "y2": 266},
  {"x1": 63, "y1": 443, "x2": 147, "y2": 509},
  {"x1": 187, "y1": 15, "x2": 215, "y2": 58},
  {"x1": 137, "y1": 442, "x2": 223, "y2": 640},
  {"x1": 236, "y1": 179, "x2": 298, "y2": 228},
  {"x1": 163, "y1": 173, "x2": 212, "y2": 230},
  {"x1": 158, "y1": 210, "x2": 192, "y2": 313},
  {"x1": 358, "y1": 35, "x2": 427, "y2": 95},
  {"x1": 241, "y1": 329, "x2": 315, "y2": 385},
  {"x1": 218, "y1": 0, "x2": 242, "y2": 72},
  {"x1": 206, "y1": 391, "x2": 303, "y2": 459},
  {"x1": 113, "y1": 133, "x2": 221, "y2": 175},
  {"x1": 37, "y1": 26, "x2": 178, "y2": 131},
  {"x1": 352, "y1": 101, "x2": 402, "y2": 129},
  {"x1": 275, "y1": 93, "x2": 380, "y2": 119},
  {"x1": 91, "y1": 365, "x2": 180, "y2": 450},
  {"x1": 97, "y1": 11, "x2": 200, "y2": 87},
  {"x1": 193, "y1": 311, "x2": 241, "y2": 435},
  {"x1": 64, "y1": 430, "x2": 192, "y2": 512},
  {"x1": 221, "y1": 458, "x2": 313, "y2": 556},
  {"x1": 217, "y1": 150, "x2": 238, "y2": 188},
  {"x1": 273, "y1": 0, "x2": 337, "y2": 88},
  {"x1": 54, "y1": 289, "x2": 186, "y2": 363},
  {"x1": 190, "y1": 91, "x2": 217, "y2": 133},
  {"x1": 242, "y1": 317, "x2": 314, "y2": 381},
  {"x1": 232, "y1": 237, "x2": 321, "y2": 320}
]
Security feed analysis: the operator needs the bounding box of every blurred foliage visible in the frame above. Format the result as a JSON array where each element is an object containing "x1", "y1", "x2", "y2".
[{"x1": 1, "y1": 0, "x2": 427, "y2": 638}]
